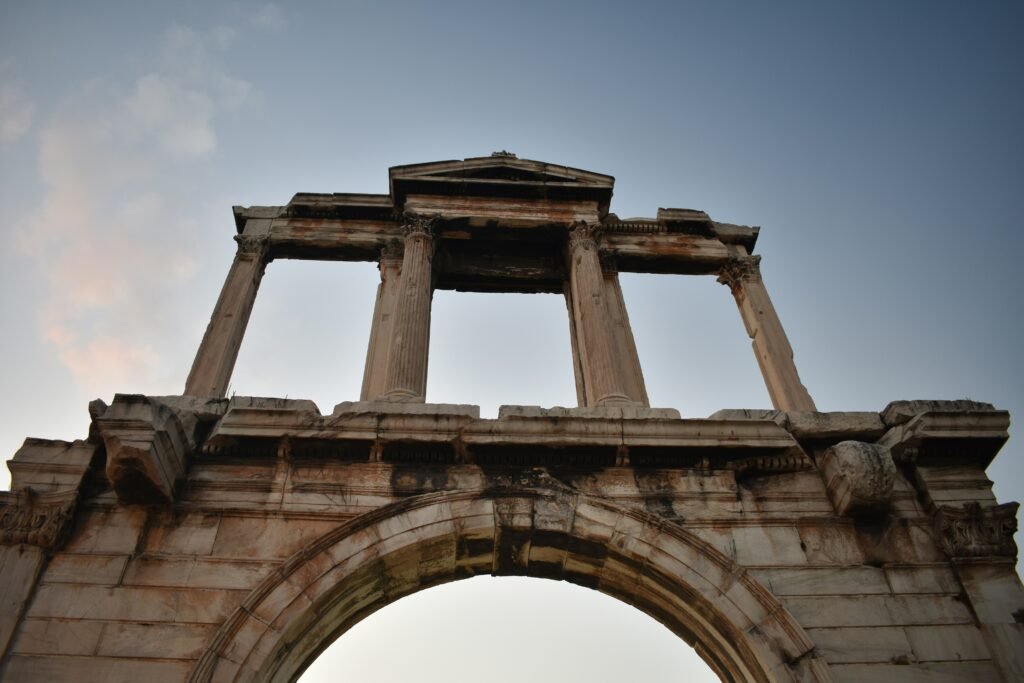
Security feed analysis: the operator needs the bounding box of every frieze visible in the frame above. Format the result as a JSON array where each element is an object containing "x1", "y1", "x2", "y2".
[
  {"x1": 933, "y1": 501, "x2": 1019, "y2": 560},
  {"x1": 0, "y1": 487, "x2": 78, "y2": 550}
]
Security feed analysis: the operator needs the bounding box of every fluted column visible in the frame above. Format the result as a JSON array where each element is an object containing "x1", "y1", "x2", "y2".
[
  {"x1": 185, "y1": 231, "x2": 270, "y2": 398},
  {"x1": 360, "y1": 241, "x2": 404, "y2": 400},
  {"x1": 379, "y1": 215, "x2": 437, "y2": 401},
  {"x1": 566, "y1": 222, "x2": 634, "y2": 407},
  {"x1": 600, "y1": 253, "x2": 650, "y2": 406},
  {"x1": 717, "y1": 250, "x2": 816, "y2": 411}
]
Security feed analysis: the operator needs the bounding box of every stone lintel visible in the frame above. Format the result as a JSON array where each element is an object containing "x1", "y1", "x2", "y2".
[
  {"x1": 94, "y1": 395, "x2": 201, "y2": 504},
  {"x1": 268, "y1": 215, "x2": 739, "y2": 277}
]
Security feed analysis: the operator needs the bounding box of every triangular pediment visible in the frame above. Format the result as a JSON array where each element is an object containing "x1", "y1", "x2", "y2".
[{"x1": 390, "y1": 155, "x2": 614, "y2": 190}]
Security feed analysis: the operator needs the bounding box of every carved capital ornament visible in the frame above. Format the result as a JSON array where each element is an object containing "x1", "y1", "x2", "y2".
[
  {"x1": 233, "y1": 233, "x2": 271, "y2": 262},
  {"x1": 717, "y1": 256, "x2": 762, "y2": 294},
  {"x1": 568, "y1": 221, "x2": 600, "y2": 253},
  {"x1": 0, "y1": 487, "x2": 78, "y2": 550},
  {"x1": 401, "y1": 212, "x2": 440, "y2": 239},
  {"x1": 933, "y1": 501, "x2": 1019, "y2": 560}
]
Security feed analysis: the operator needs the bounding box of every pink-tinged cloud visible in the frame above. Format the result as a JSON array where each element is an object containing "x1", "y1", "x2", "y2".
[{"x1": 17, "y1": 19, "x2": 267, "y2": 395}]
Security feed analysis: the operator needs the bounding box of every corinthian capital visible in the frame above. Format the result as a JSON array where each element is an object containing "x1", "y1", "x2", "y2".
[
  {"x1": 568, "y1": 221, "x2": 600, "y2": 252},
  {"x1": 233, "y1": 233, "x2": 271, "y2": 262},
  {"x1": 0, "y1": 488, "x2": 78, "y2": 550},
  {"x1": 402, "y1": 212, "x2": 440, "y2": 239},
  {"x1": 716, "y1": 255, "x2": 762, "y2": 293}
]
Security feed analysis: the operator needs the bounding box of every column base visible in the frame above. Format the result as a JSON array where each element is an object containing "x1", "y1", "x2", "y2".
[{"x1": 377, "y1": 389, "x2": 425, "y2": 403}]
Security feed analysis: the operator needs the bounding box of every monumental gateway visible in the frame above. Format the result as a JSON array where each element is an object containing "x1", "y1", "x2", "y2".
[{"x1": 0, "y1": 154, "x2": 1021, "y2": 682}]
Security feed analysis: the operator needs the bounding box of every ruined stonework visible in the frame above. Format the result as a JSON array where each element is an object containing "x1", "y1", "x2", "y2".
[{"x1": 1, "y1": 155, "x2": 1021, "y2": 682}]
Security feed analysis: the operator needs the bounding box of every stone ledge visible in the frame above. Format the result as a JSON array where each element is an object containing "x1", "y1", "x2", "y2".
[
  {"x1": 498, "y1": 405, "x2": 681, "y2": 420},
  {"x1": 332, "y1": 401, "x2": 480, "y2": 418}
]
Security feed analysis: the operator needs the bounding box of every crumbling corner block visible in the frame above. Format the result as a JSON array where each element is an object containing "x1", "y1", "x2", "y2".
[
  {"x1": 94, "y1": 394, "x2": 199, "y2": 504},
  {"x1": 820, "y1": 440, "x2": 897, "y2": 516}
]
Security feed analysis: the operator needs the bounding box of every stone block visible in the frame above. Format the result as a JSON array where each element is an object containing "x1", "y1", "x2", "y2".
[
  {"x1": 43, "y1": 553, "x2": 128, "y2": 585},
  {"x1": 12, "y1": 618, "x2": 104, "y2": 656},
  {"x1": 212, "y1": 515, "x2": 338, "y2": 560},
  {"x1": 0, "y1": 545, "x2": 45, "y2": 660},
  {"x1": 752, "y1": 566, "x2": 889, "y2": 596},
  {"x1": 904, "y1": 624, "x2": 992, "y2": 662},
  {"x1": 956, "y1": 563, "x2": 1024, "y2": 623},
  {"x1": 881, "y1": 400, "x2": 997, "y2": 427},
  {"x1": 884, "y1": 565, "x2": 960, "y2": 595},
  {"x1": 807, "y1": 626, "x2": 913, "y2": 664},
  {"x1": 63, "y1": 506, "x2": 147, "y2": 555},
  {"x1": 732, "y1": 525, "x2": 807, "y2": 566},
  {"x1": 123, "y1": 556, "x2": 274, "y2": 590},
  {"x1": 7, "y1": 438, "x2": 98, "y2": 492},
  {"x1": 783, "y1": 411, "x2": 886, "y2": 440},
  {"x1": 334, "y1": 400, "x2": 480, "y2": 418},
  {"x1": 143, "y1": 511, "x2": 222, "y2": 555},
  {"x1": 797, "y1": 522, "x2": 865, "y2": 565},
  {"x1": 497, "y1": 404, "x2": 681, "y2": 419},
  {"x1": 819, "y1": 440, "x2": 896, "y2": 516},
  {"x1": 96, "y1": 622, "x2": 215, "y2": 659},
  {"x1": 3, "y1": 654, "x2": 192, "y2": 683}
]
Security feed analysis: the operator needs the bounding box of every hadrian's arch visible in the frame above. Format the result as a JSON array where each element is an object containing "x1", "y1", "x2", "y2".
[{"x1": 0, "y1": 154, "x2": 1021, "y2": 682}]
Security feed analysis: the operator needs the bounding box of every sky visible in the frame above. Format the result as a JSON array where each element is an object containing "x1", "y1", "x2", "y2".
[{"x1": 1, "y1": 1, "x2": 1022, "y2": 680}]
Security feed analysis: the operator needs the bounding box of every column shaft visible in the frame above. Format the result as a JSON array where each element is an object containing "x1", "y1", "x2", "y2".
[
  {"x1": 566, "y1": 223, "x2": 635, "y2": 407},
  {"x1": 602, "y1": 269, "x2": 650, "y2": 406},
  {"x1": 184, "y1": 231, "x2": 269, "y2": 398},
  {"x1": 380, "y1": 218, "x2": 435, "y2": 401},
  {"x1": 718, "y1": 249, "x2": 816, "y2": 411},
  {"x1": 360, "y1": 243, "x2": 403, "y2": 400}
]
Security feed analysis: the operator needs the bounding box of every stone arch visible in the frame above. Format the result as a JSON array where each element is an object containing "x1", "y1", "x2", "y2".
[{"x1": 189, "y1": 477, "x2": 832, "y2": 683}]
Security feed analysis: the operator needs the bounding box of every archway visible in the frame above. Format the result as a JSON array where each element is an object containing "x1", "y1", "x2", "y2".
[
  {"x1": 189, "y1": 476, "x2": 832, "y2": 683},
  {"x1": 299, "y1": 576, "x2": 721, "y2": 682}
]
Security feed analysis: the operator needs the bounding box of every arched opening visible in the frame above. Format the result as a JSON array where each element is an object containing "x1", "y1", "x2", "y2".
[
  {"x1": 189, "y1": 485, "x2": 831, "y2": 683},
  {"x1": 299, "y1": 576, "x2": 720, "y2": 682}
]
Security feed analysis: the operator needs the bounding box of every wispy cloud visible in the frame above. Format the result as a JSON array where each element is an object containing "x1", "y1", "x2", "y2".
[
  {"x1": 251, "y1": 4, "x2": 287, "y2": 32},
  {"x1": 17, "y1": 12, "x2": 284, "y2": 395},
  {"x1": 0, "y1": 65, "x2": 34, "y2": 144}
]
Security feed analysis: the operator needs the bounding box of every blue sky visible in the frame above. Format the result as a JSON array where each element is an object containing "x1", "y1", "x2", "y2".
[{"x1": 1, "y1": 2, "x2": 1021, "y2": 679}]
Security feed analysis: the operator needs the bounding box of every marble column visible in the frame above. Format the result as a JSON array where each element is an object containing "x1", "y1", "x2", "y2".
[
  {"x1": 601, "y1": 254, "x2": 650, "y2": 407},
  {"x1": 565, "y1": 222, "x2": 635, "y2": 407},
  {"x1": 380, "y1": 215, "x2": 437, "y2": 402},
  {"x1": 185, "y1": 229, "x2": 270, "y2": 398},
  {"x1": 717, "y1": 249, "x2": 816, "y2": 411},
  {"x1": 360, "y1": 241, "x2": 404, "y2": 400}
]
